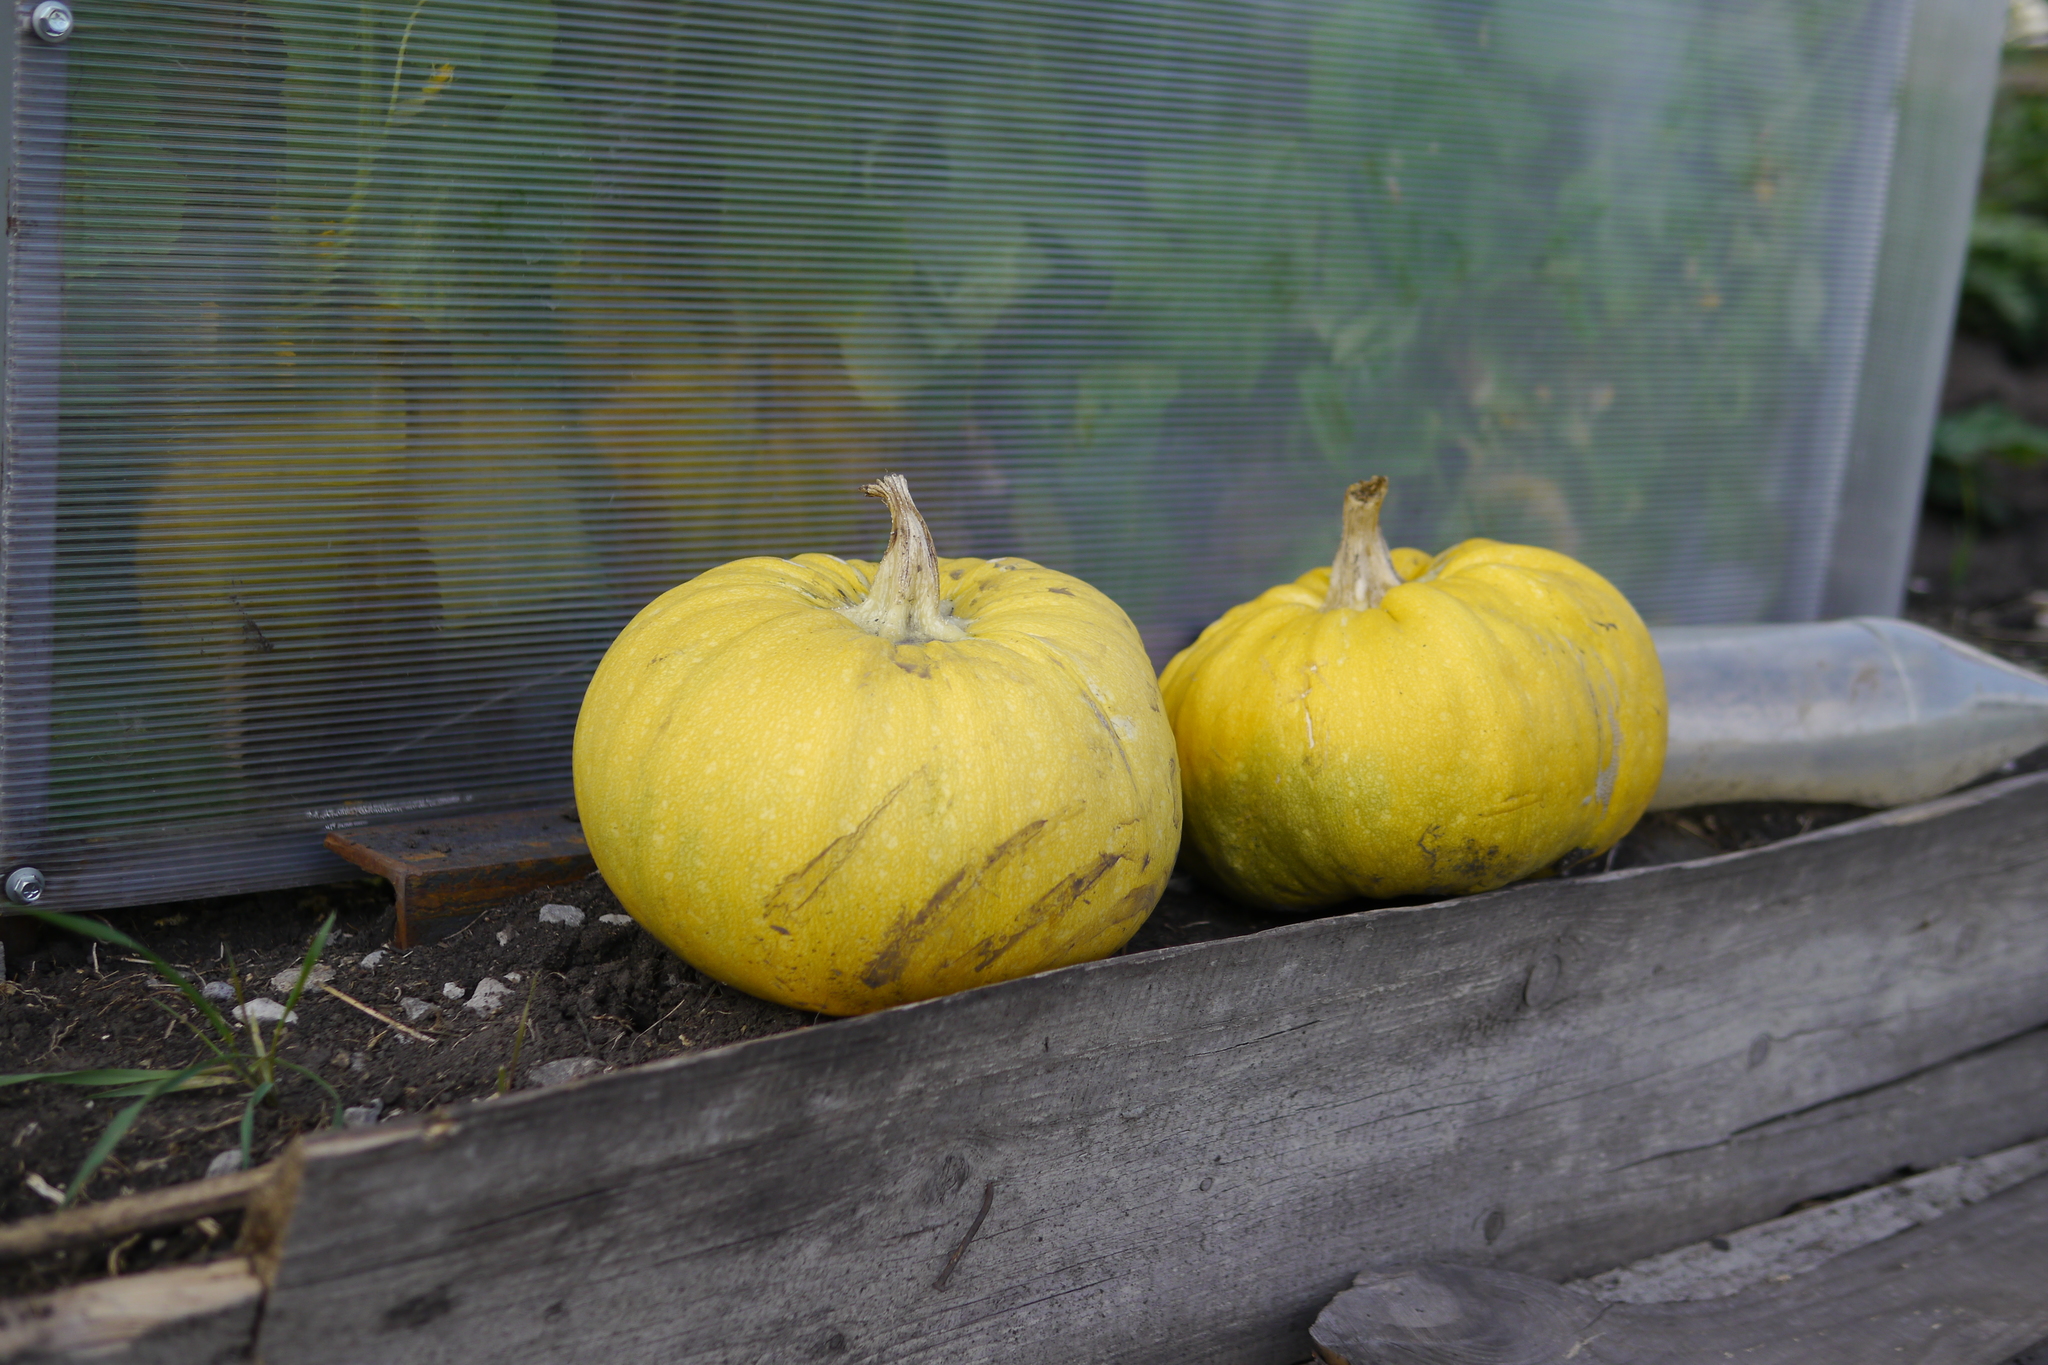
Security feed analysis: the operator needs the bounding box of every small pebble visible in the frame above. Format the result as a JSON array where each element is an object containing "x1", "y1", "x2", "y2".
[
  {"x1": 204, "y1": 1150, "x2": 243, "y2": 1179},
  {"x1": 342, "y1": 1101, "x2": 383, "y2": 1128},
  {"x1": 358, "y1": 950, "x2": 387, "y2": 970},
  {"x1": 442, "y1": 982, "x2": 466, "y2": 1000},
  {"x1": 465, "y1": 977, "x2": 514, "y2": 1016},
  {"x1": 598, "y1": 914, "x2": 632, "y2": 926},
  {"x1": 201, "y1": 980, "x2": 236, "y2": 1002},
  {"x1": 399, "y1": 996, "x2": 432, "y2": 1022},
  {"x1": 504, "y1": 971, "x2": 522, "y2": 983},
  {"x1": 270, "y1": 963, "x2": 335, "y2": 996},
  {"x1": 496, "y1": 929, "x2": 513, "y2": 946},
  {"x1": 526, "y1": 1057, "x2": 604, "y2": 1088},
  {"x1": 539, "y1": 903, "x2": 585, "y2": 927},
  {"x1": 232, "y1": 998, "x2": 297, "y2": 1025}
]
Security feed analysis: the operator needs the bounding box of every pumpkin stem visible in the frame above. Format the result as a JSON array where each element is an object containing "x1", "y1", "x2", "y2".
[
  {"x1": 1324, "y1": 476, "x2": 1405, "y2": 612},
  {"x1": 844, "y1": 474, "x2": 968, "y2": 643}
]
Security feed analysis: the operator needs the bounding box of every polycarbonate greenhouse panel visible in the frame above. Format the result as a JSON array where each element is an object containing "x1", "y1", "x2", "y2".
[{"x1": 0, "y1": 0, "x2": 2004, "y2": 910}]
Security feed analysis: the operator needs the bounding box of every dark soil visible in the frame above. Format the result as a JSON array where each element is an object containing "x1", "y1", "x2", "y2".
[{"x1": 4, "y1": 384, "x2": 2046, "y2": 1298}]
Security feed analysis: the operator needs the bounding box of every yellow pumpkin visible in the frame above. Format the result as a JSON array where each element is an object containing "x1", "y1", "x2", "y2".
[
  {"x1": 573, "y1": 476, "x2": 1181, "y2": 1015},
  {"x1": 1159, "y1": 476, "x2": 1665, "y2": 910}
]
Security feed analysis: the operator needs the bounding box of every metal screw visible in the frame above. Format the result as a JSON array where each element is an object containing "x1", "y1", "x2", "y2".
[
  {"x1": 5, "y1": 866, "x2": 45, "y2": 905},
  {"x1": 28, "y1": 0, "x2": 72, "y2": 42}
]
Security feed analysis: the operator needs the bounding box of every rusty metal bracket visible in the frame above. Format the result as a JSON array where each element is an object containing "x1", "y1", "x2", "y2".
[{"x1": 325, "y1": 806, "x2": 595, "y2": 947}]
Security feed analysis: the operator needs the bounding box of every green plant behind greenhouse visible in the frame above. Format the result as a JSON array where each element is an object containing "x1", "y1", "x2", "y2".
[{"x1": 20, "y1": 0, "x2": 1989, "y2": 907}]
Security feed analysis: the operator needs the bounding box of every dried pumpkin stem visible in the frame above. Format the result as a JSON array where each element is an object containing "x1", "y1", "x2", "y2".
[
  {"x1": 844, "y1": 474, "x2": 968, "y2": 643},
  {"x1": 1324, "y1": 475, "x2": 1405, "y2": 612}
]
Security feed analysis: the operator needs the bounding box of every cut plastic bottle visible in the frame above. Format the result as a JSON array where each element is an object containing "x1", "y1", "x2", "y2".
[{"x1": 1651, "y1": 618, "x2": 2048, "y2": 810}]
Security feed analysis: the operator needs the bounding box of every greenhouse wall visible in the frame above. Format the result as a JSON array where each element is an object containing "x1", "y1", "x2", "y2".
[{"x1": 0, "y1": 0, "x2": 2006, "y2": 910}]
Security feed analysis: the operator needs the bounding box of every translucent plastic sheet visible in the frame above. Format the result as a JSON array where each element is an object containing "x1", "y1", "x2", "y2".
[{"x1": 0, "y1": 0, "x2": 2002, "y2": 907}]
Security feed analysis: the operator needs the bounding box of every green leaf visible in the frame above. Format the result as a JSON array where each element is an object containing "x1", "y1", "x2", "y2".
[{"x1": 1932, "y1": 403, "x2": 2048, "y2": 468}]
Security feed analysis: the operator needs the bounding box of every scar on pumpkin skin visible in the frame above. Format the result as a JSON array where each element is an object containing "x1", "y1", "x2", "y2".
[
  {"x1": 967, "y1": 850, "x2": 1125, "y2": 974},
  {"x1": 763, "y1": 772, "x2": 920, "y2": 918},
  {"x1": 1030, "y1": 876, "x2": 1163, "y2": 970},
  {"x1": 859, "y1": 815, "x2": 1062, "y2": 989}
]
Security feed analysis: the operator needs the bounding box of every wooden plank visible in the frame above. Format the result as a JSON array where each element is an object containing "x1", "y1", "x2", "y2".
[
  {"x1": 324, "y1": 806, "x2": 592, "y2": 946},
  {"x1": 1309, "y1": 1171, "x2": 2048, "y2": 1364},
  {"x1": 252, "y1": 771, "x2": 2048, "y2": 1365},
  {"x1": 0, "y1": 1258, "x2": 261, "y2": 1363},
  {"x1": 1516, "y1": 1022, "x2": 2048, "y2": 1277},
  {"x1": 1570, "y1": 1136, "x2": 2048, "y2": 1303},
  {"x1": 0, "y1": 1167, "x2": 273, "y2": 1263}
]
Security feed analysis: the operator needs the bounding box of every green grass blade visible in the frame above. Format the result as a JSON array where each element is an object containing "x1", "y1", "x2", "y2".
[
  {"x1": 148, "y1": 998, "x2": 249, "y2": 1082},
  {"x1": 15, "y1": 906, "x2": 239, "y2": 1041},
  {"x1": 238, "y1": 1080, "x2": 276, "y2": 1170},
  {"x1": 278, "y1": 912, "x2": 337, "y2": 1018},
  {"x1": 9, "y1": 1068, "x2": 197, "y2": 1089},
  {"x1": 94, "y1": 1070, "x2": 235, "y2": 1098},
  {"x1": 0, "y1": 1071, "x2": 91, "y2": 1088},
  {"x1": 61, "y1": 1061, "x2": 214, "y2": 1205},
  {"x1": 275, "y1": 1058, "x2": 346, "y2": 1127}
]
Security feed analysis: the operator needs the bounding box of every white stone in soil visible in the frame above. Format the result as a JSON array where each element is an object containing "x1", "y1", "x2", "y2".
[
  {"x1": 269, "y1": 963, "x2": 335, "y2": 996},
  {"x1": 465, "y1": 977, "x2": 514, "y2": 1016},
  {"x1": 357, "y1": 950, "x2": 387, "y2": 970},
  {"x1": 442, "y1": 981, "x2": 466, "y2": 1000},
  {"x1": 526, "y1": 1057, "x2": 603, "y2": 1088},
  {"x1": 538, "y1": 903, "x2": 585, "y2": 926},
  {"x1": 495, "y1": 929, "x2": 513, "y2": 946},
  {"x1": 598, "y1": 914, "x2": 632, "y2": 926},
  {"x1": 399, "y1": 996, "x2": 432, "y2": 1022},
  {"x1": 342, "y1": 1101, "x2": 383, "y2": 1128},
  {"x1": 232, "y1": 998, "x2": 297, "y2": 1025},
  {"x1": 205, "y1": 1150, "x2": 243, "y2": 1179},
  {"x1": 201, "y1": 980, "x2": 236, "y2": 1002}
]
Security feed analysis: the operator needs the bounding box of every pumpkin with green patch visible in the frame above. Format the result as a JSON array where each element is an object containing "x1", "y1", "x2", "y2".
[
  {"x1": 1160, "y1": 476, "x2": 1666, "y2": 910},
  {"x1": 573, "y1": 475, "x2": 1180, "y2": 1015}
]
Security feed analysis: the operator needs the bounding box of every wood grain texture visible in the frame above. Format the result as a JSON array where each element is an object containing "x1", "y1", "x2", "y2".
[
  {"x1": 0, "y1": 1258, "x2": 259, "y2": 1364},
  {"x1": 0, "y1": 1167, "x2": 271, "y2": 1262},
  {"x1": 1310, "y1": 1171, "x2": 2048, "y2": 1365},
  {"x1": 251, "y1": 772, "x2": 2048, "y2": 1365},
  {"x1": 1571, "y1": 1136, "x2": 2048, "y2": 1303}
]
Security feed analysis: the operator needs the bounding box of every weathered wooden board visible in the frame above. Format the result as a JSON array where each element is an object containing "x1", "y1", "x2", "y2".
[
  {"x1": 240, "y1": 771, "x2": 2048, "y2": 1365},
  {"x1": 1311, "y1": 1171, "x2": 2048, "y2": 1364},
  {"x1": 1571, "y1": 1136, "x2": 2048, "y2": 1304},
  {"x1": 0, "y1": 1258, "x2": 260, "y2": 1364}
]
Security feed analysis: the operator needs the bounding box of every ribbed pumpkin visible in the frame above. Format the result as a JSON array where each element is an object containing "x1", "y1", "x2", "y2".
[
  {"x1": 1160, "y1": 477, "x2": 1665, "y2": 910},
  {"x1": 573, "y1": 476, "x2": 1180, "y2": 1015}
]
